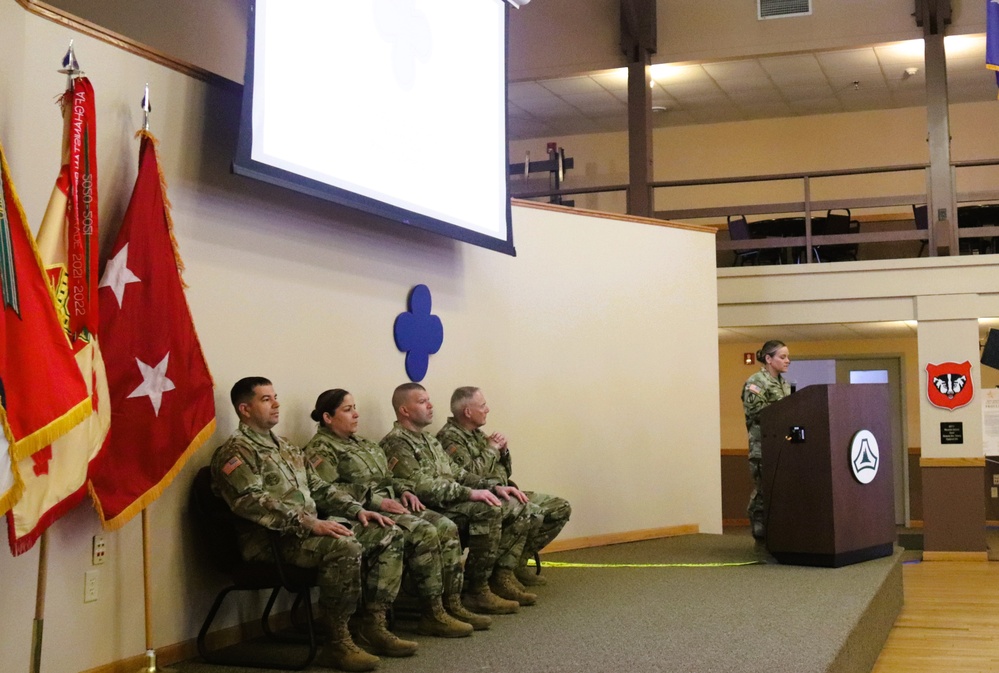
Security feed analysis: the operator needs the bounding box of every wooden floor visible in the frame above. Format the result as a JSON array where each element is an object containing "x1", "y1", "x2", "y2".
[{"x1": 872, "y1": 560, "x2": 999, "y2": 672}]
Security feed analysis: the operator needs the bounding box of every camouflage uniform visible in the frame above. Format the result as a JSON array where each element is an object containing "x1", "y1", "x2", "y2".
[
  {"x1": 742, "y1": 368, "x2": 791, "y2": 538},
  {"x1": 437, "y1": 417, "x2": 571, "y2": 560},
  {"x1": 304, "y1": 426, "x2": 462, "y2": 598},
  {"x1": 380, "y1": 422, "x2": 531, "y2": 587},
  {"x1": 211, "y1": 423, "x2": 405, "y2": 617}
]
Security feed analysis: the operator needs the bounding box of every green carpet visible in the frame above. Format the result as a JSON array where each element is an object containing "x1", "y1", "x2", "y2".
[{"x1": 175, "y1": 531, "x2": 902, "y2": 673}]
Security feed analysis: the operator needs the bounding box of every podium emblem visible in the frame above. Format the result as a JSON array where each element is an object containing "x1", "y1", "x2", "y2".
[
  {"x1": 925, "y1": 361, "x2": 973, "y2": 410},
  {"x1": 850, "y1": 430, "x2": 880, "y2": 484}
]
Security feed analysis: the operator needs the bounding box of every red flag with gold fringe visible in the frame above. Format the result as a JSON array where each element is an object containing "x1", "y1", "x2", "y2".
[
  {"x1": 88, "y1": 131, "x2": 216, "y2": 530},
  {"x1": 0, "y1": 138, "x2": 92, "y2": 518},
  {"x1": 7, "y1": 76, "x2": 110, "y2": 555}
]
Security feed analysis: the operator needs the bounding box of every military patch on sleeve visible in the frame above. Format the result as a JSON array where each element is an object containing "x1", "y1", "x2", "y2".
[
  {"x1": 222, "y1": 456, "x2": 243, "y2": 475},
  {"x1": 309, "y1": 455, "x2": 324, "y2": 468},
  {"x1": 387, "y1": 457, "x2": 398, "y2": 471},
  {"x1": 446, "y1": 444, "x2": 458, "y2": 456},
  {"x1": 746, "y1": 383, "x2": 762, "y2": 395}
]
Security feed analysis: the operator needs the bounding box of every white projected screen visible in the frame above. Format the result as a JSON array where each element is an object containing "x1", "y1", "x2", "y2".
[{"x1": 235, "y1": 0, "x2": 513, "y2": 254}]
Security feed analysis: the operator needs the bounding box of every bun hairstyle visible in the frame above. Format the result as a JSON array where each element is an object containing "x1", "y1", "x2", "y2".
[
  {"x1": 756, "y1": 340, "x2": 787, "y2": 364},
  {"x1": 311, "y1": 388, "x2": 350, "y2": 424}
]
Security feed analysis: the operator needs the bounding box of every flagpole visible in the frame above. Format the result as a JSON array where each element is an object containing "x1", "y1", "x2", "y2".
[
  {"x1": 29, "y1": 532, "x2": 48, "y2": 673},
  {"x1": 26, "y1": 42, "x2": 84, "y2": 673},
  {"x1": 138, "y1": 512, "x2": 176, "y2": 673},
  {"x1": 134, "y1": 85, "x2": 172, "y2": 673},
  {"x1": 138, "y1": 510, "x2": 158, "y2": 673}
]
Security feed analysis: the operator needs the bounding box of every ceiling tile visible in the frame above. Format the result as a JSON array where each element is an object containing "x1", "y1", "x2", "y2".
[
  {"x1": 510, "y1": 37, "x2": 998, "y2": 139},
  {"x1": 651, "y1": 63, "x2": 712, "y2": 84},
  {"x1": 509, "y1": 80, "x2": 556, "y2": 101},
  {"x1": 760, "y1": 54, "x2": 823, "y2": 77},
  {"x1": 589, "y1": 69, "x2": 629, "y2": 92},
  {"x1": 778, "y1": 83, "x2": 836, "y2": 98},
  {"x1": 815, "y1": 48, "x2": 881, "y2": 73},
  {"x1": 702, "y1": 60, "x2": 769, "y2": 80},
  {"x1": 538, "y1": 76, "x2": 607, "y2": 96},
  {"x1": 718, "y1": 76, "x2": 778, "y2": 93}
]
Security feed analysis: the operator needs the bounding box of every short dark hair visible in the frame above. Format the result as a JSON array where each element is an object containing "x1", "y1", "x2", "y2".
[
  {"x1": 311, "y1": 389, "x2": 350, "y2": 423},
  {"x1": 392, "y1": 382, "x2": 426, "y2": 413},
  {"x1": 230, "y1": 376, "x2": 272, "y2": 412},
  {"x1": 756, "y1": 340, "x2": 787, "y2": 364}
]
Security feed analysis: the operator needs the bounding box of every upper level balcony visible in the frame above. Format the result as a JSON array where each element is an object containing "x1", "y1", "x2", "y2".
[{"x1": 510, "y1": 158, "x2": 999, "y2": 271}]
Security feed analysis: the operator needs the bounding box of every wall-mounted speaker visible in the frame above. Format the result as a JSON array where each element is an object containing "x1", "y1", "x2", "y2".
[{"x1": 981, "y1": 328, "x2": 999, "y2": 370}]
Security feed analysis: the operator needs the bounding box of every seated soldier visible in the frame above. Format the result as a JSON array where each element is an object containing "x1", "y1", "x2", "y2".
[
  {"x1": 380, "y1": 383, "x2": 538, "y2": 612},
  {"x1": 304, "y1": 387, "x2": 486, "y2": 634},
  {"x1": 438, "y1": 386, "x2": 571, "y2": 587},
  {"x1": 211, "y1": 377, "x2": 413, "y2": 672}
]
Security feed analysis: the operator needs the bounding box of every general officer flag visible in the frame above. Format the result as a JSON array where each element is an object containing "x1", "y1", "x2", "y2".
[{"x1": 88, "y1": 131, "x2": 216, "y2": 530}]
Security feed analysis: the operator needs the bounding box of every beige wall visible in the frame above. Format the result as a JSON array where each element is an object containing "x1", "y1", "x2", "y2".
[
  {"x1": 1, "y1": 5, "x2": 721, "y2": 673},
  {"x1": 719, "y1": 337, "x2": 921, "y2": 451},
  {"x1": 718, "y1": 257, "x2": 999, "y2": 467}
]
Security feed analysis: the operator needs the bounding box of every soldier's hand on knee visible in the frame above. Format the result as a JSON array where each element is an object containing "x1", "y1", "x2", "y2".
[
  {"x1": 401, "y1": 491, "x2": 425, "y2": 512},
  {"x1": 495, "y1": 485, "x2": 528, "y2": 504},
  {"x1": 379, "y1": 498, "x2": 408, "y2": 515},
  {"x1": 469, "y1": 488, "x2": 502, "y2": 507},
  {"x1": 307, "y1": 517, "x2": 354, "y2": 538},
  {"x1": 358, "y1": 509, "x2": 394, "y2": 528}
]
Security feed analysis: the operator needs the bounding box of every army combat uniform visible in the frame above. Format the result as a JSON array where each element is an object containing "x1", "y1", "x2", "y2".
[
  {"x1": 741, "y1": 368, "x2": 791, "y2": 539},
  {"x1": 381, "y1": 422, "x2": 533, "y2": 611},
  {"x1": 437, "y1": 417, "x2": 571, "y2": 586},
  {"x1": 211, "y1": 423, "x2": 412, "y2": 665},
  {"x1": 304, "y1": 427, "x2": 482, "y2": 633}
]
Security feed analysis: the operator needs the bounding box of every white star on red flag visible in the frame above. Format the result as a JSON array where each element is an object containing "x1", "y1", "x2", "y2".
[
  {"x1": 127, "y1": 353, "x2": 175, "y2": 416},
  {"x1": 99, "y1": 243, "x2": 141, "y2": 308}
]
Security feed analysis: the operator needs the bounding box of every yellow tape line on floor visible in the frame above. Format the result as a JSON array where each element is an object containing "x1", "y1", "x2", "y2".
[{"x1": 526, "y1": 560, "x2": 761, "y2": 568}]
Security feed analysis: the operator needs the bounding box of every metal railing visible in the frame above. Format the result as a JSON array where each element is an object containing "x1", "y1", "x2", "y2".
[{"x1": 509, "y1": 159, "x2": 999, "y2": 264}]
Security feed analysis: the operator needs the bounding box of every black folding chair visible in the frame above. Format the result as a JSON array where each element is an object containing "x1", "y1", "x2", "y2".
[{"x1": 190, "y1": 466, "x2": 320, "y2": 670}]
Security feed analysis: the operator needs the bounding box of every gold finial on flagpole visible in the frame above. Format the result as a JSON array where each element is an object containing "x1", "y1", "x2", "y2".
[
  {"x1": 58, "y1": 40, "x2": 83, "y2": 88},
  {"x1": 141, "y1": 84, "x2": 152, "y2": 131}
]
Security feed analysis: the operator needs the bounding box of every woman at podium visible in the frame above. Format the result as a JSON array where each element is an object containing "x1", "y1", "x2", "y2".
[{"x1": 742, "y1": 340, "x2": 792, "y2": 541}]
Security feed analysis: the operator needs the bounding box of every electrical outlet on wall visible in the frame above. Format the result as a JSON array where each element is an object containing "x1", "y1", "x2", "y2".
[
  {"x1": 84, "y1": 570, "x2": 99, "y2": 603},
  {"x1": 92, "y1": 534, "x2": 106, "y2": 565}
]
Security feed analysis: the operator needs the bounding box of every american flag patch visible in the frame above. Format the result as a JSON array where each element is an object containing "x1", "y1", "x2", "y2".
[
  {"x1": 387, "y1": 457, "x2": 398, "y2": 471},
  {"x1": 746, "y1": 383, "x2": 762, "y2": 395},
  {"x1": 222, "y1": 456, "x2": 243, "y2": 475},
  {"x1": 446, "y1": 445, "x2": 457, "y2": 455},
  {"x1": 309, "y1": 455, "x2": 324, "y2": 468}
]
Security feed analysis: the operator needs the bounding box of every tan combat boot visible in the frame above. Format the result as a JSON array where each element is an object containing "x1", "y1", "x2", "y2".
[
  {"x1": 417, "y1": 596, "x2": 474, "y2": 637},
  {"x1": 316, "y1": 618, "x2": 380, "y2": 672},
  {"x1": 514, "y1": 557, "x2": 547, "y2": 586},
  {"x1": 444, "y1": 593, "x2": 492, "y2": 630},
  {"x1": 461, "y1": 583, "x2": 520, "y2": 615},
  {"x1": 356, "y1": 607, "x2": 418, "y2": 657},
  {"x1": 490, "y1": 568, "x2": 537, "y2": 606}
]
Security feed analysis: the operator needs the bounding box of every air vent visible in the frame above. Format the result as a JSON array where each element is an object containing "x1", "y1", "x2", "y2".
[{"x1": 758, "y1": 0, "x2": 811, "y2": 20}]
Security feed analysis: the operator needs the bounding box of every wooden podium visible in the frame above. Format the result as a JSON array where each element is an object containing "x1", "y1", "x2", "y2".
[{"x1": 759, "y1": 383, "x2": 894, "y2": 567}]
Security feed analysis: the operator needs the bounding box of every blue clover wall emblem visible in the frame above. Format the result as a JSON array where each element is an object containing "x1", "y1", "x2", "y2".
[{"x1": 394, "y1": 284, "x2": 444, "y2": 382}]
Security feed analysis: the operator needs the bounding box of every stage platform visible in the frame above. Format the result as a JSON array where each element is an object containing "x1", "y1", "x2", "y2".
[{"x1": 175, "y1": 530, "x2": 903, "y2": 673}]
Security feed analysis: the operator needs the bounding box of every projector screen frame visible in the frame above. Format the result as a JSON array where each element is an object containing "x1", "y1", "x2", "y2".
[{"x1": 232, "y1": 0, "x2": 516, "y2": 256}]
